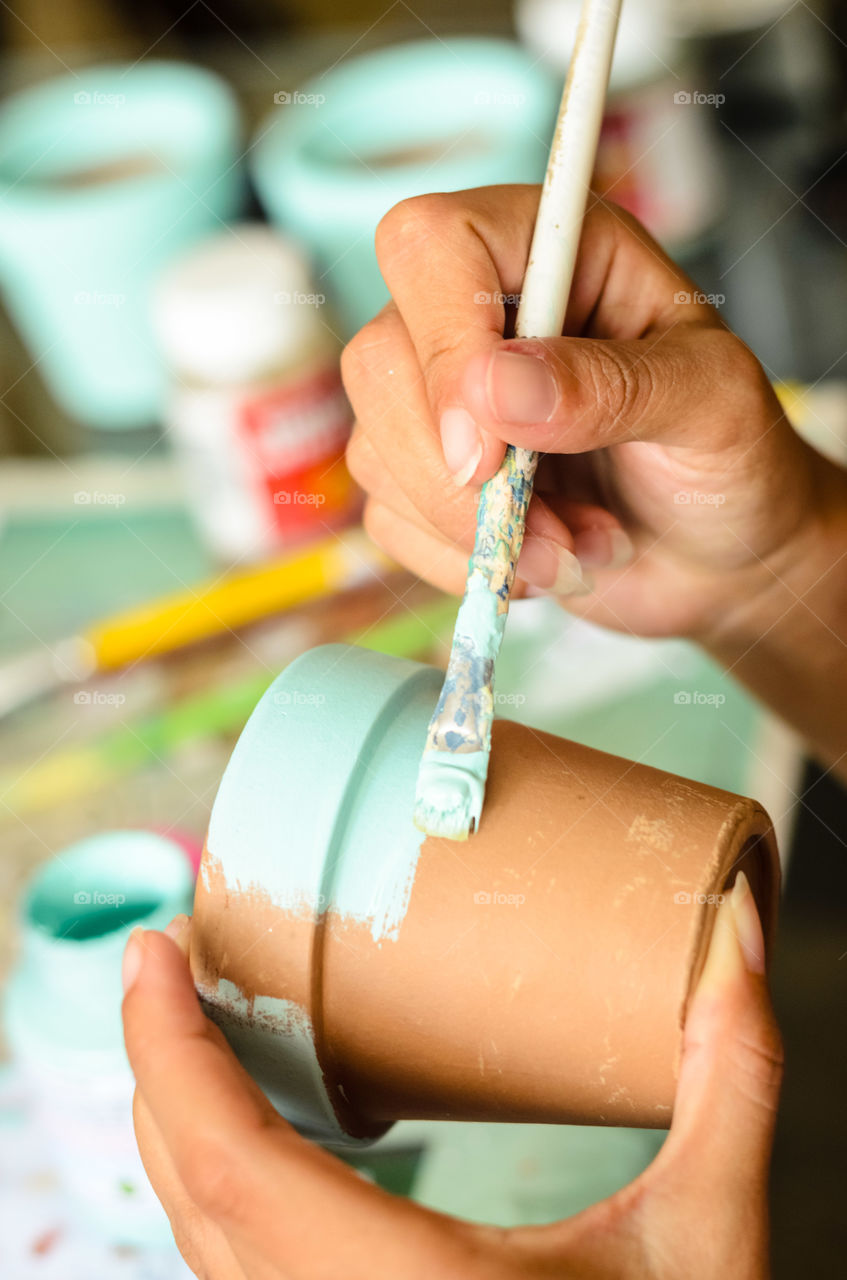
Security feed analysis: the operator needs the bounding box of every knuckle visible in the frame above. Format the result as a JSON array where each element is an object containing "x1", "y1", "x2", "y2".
[
  {"x1": 179, "y1": 1137, "x2": 251, "y2": 1223},
  {"x1": 340, "y1": 322, "x2": 376, "y2": 402},
  {"x1": 375, "y1": 192, "x2": 455, "y2": 271},
  {"x1": 362, "y1": 497, "x2": 393, "y2": 549},
  {"x1": 730, "y1": 1023, "x2": 785, "y2": 1106},
  {"x1": 340, "y1": 306, "x2": 401, "y2": 410},
  {"x1": 699, "y1": 330, "x2": 771, "y2": 442},
  {"x1": 345, "y1": 423, "x2": 378, "y2": 492},
  {"x1": 588, "y1": 344, "x2": 657, "y2": 440}
]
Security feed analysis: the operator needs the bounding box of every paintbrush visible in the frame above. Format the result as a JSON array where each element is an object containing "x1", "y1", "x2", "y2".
[{"x1": 414, "y1": 0, "x2": 623, "y2": 840}]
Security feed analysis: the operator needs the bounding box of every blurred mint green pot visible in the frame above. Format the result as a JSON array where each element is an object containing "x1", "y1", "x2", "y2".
[
  {"x1": 251, "y1": 38, "x2": 559, "y2": 334},
  {"x1": 4, "y1": 830, "x2": 194, "y2": 1244},
  {"x1": 0, "y1": 62, "x2": 243, "y2": 429}
]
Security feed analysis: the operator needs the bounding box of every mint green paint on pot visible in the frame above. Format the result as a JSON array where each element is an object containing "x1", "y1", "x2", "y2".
[
  {"x1": 200, "y1": 643, "x2": 447, "y2": 1145},
  {"x1": 205, "y1": 643, "x2": 443, "y2": 943},
  {"x1": 4, "y1": 830, "x2": 195, "y2": 1243}
]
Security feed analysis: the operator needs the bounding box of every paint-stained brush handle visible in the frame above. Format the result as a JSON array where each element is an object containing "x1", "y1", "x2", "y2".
[{"x1": 414, "y1": 0, "x2": 622, "y2": 840}]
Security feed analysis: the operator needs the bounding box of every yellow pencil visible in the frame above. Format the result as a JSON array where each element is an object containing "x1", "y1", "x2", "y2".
[{"x1": 0, "y1": 528, "x2": 393, "y2": 717}]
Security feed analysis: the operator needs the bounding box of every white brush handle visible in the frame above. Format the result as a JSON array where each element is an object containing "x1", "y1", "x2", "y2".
[
  {"x1": 414, "y1": 0, "x2": 622, "y2": 839},
  {"x1": 517, "y1": 0, "x2": 622, "y2": 341}
]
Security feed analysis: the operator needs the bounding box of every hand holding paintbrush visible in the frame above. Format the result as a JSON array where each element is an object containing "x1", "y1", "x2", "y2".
[{"x1": 414, "y1": 0, "x2": 623, "y2": 839}]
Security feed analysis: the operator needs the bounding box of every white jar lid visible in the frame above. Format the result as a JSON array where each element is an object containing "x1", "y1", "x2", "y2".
[{"x1": 152, "y1": 224, "x2": 323, "y2": 384}]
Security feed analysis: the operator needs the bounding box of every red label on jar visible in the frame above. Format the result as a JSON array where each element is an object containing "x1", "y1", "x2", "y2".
[{"x1": 239, "y1": 365, "x2": 358, "y2": 542}]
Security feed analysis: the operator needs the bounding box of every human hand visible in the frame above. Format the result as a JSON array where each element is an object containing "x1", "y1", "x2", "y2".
[
  {"x1": 342, "y1": 186, "x2": 835, "y2": 642},
  {"x1": 123, "y1": 874, "x2": 782, "y2": 1279}
]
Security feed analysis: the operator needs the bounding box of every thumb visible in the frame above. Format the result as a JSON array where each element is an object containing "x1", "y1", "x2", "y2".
[
  {"x1": 456, "y1": 327, "x2": 733, "y2": 475},
  {"x1": 659, "y1": 871, "x2": 783, "y2": 1198}
]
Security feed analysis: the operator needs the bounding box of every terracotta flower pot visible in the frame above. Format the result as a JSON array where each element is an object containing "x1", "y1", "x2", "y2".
[{"x1": 191, "y1": 643, "x2": 779, "y2": 1146}]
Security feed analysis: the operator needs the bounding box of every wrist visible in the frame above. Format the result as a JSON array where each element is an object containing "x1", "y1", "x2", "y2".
[{"x1": 700, "y1": 450, "x2": 847, "y2": 659}]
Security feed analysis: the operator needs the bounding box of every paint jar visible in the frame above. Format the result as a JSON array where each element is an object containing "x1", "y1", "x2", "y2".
[
  {"x1": 250, "y1": 39, "x2": 560, "y2": 333},
  {"x1": 516, "y1": 0, "x2": 724, "y2": 253},
  {"x1": 191, "y1": 643, "x2": 779, "y2": 1146},
  {"x1": 4, "y1": 831, "x2": 195, "y2": 1243},
  {"x1": 152, "y1": 225, "x2": 359, "y2": 563},
  {"x1": 0, "y1": 62, "x2": 243, "y2": 430}
]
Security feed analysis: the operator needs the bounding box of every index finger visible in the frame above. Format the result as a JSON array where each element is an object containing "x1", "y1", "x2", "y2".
[
  {"x1": 374, "y1": 187, "x2": 710, "y2": 467},
  {"x1": 122, "y1": 929, "x2": 478, "y2": 1280}
]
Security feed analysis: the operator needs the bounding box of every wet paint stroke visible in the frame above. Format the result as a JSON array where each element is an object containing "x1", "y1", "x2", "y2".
[{"x1": 415, "y1": 445, "x2": 537, "y2": 836}]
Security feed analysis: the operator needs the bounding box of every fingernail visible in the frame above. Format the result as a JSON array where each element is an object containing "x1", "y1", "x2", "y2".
[
  {"x1": 164, "y1": 913, "x2": 190, "y2": 942},
  {"x1": 573, "y1": 527, "x2": 634, "y2": 570},
  {"x1": 731, "y1": 870, "x2": 766, "y2": 975},
  {"x1": 694, "y1": 895, "x2": 740, "y2": 996},
  {"x1": 440, "y1": 407, "x2": 482, "y2": 487},
  {"x1": 695, "y1": 870, "x2": 766, "y2": 997},
  {"x1": 519, "y1": 537, "x2": 593, "y2": 596},
  {"x1": 122, "y1": 927, "x2": 145, "y2": 994},
  {"x1": 487, "y1": 350, "x2": 559, "y2": 424}
]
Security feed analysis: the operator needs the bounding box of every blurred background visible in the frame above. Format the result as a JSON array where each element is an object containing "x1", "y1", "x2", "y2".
[{"x1": 0, "y1": 0, "x2": 845, "y2": 1275}]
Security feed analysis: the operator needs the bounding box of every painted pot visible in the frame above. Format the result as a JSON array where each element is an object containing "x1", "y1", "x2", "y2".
[
  {"x1": 250, "y1": 38, "x2": 559, "y2": 334},
  {"x1": 5, "y1": 830, "x2": 195, "y2": 1242},
  {"x1": 0, "y1": 62, "x2": 243, "y2": 429},
  {"x1": 191, "y1": 644, "x2": 779, "y2": 1146}
]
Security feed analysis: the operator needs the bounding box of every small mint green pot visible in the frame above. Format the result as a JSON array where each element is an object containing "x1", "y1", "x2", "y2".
[
  {"x1": 5, "y1": 830, "x2": 195, "y2": 1244},
  {"x1": 0, "y1": 62, "x2": 243, "y2": 429},
  {"x1": 251, "y1": 38, "x2": 559, "y2": 333}
]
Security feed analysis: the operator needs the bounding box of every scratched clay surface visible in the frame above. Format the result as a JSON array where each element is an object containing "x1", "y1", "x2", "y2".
[{"x1": 192, "y1": 719, "x2": 779, "y2": 1136}]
